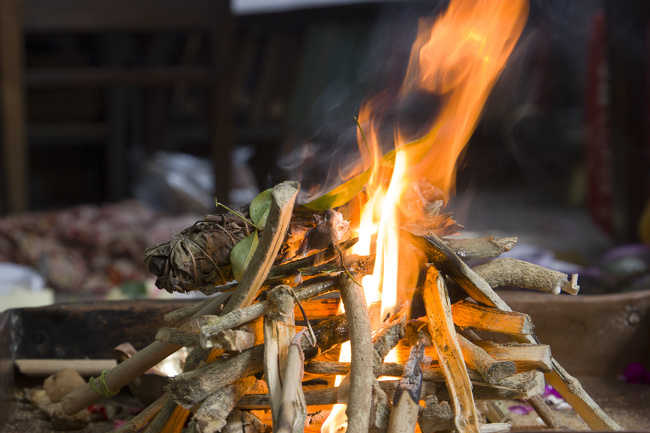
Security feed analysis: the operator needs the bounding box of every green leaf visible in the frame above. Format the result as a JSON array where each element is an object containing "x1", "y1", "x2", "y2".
[
  {"x1": 249, "y1": 189, "x2": 272, "y2": 228},
  {"x1": 230, "y1": 232, "x2": 259, "y2": 281},
  {"x1": 303, "y1": 127, "x2": 438, "y2": 211}
]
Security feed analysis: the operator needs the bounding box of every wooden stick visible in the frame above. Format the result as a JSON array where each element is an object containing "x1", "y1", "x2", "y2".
[
  {"x1": 16, "y1": 359, "x2": 117, "y2": 377},
  {"x1": 451, "y1": 300, "x2": 533, "y2": 335},
  {"x1": 201, "y1": 277, "x2": 338, "y2": 348},
  {"x1": 485, "y1": 401, "x2": 511, "y2": 424},
  {"x1": 387, "y1": 343, "x2": 424, "y2": 433},
  {"x1": 263, "y1": 286, "x2": 296, "y2": 428},
  {"x1": 193, "y1": 376, "x2": 256, "y2": 433},
  {"x1": 457, "y1": 334, "x2": 516, "y2": 384},
  {"x1": 144, "y1": 398, "x2": 185, "y2": 433},
  {"x1": 527, "y1": 394, "x2": 561, "y2": 430},
  {"x1": 479, "y1": 423, "x2": 511, "y2": 433},
  {"x1": 474, "y1": 340, "x2": 552, "y2": 373},
  {"x1": 370, "y1": 379, "x2": 393, "y2": 433},
  {"x1": 203, "y1": 328, "x2": 255, "y2": 352},
  {"x1": 544, "y1": 360, "x2": 622, "y2": 431},
  {"x1": 163, "y1": 292, "x2": 232, "y2": 326},
  {"x1": 372, "y1": 310, "x2": 407, "y2": 368},
  {"x1": 265, "y1": 237, "x2": 358, "y2": 282},
  {"x1": 406, "y1": 229, "x2": 621, "y2": 430},
  {"x1": 155, "y1": 328, "x2": 199, "y2": 347},
  {"x1": 472, "y1": 258, "x2": 579, "y2": 295},
  {"x1": 338, "y1": 272, "x2": 374, "y2": 433},
  {"x1": 221, "y1": 180, "x2": 300, "y2": 315},
  {"x1": 114, "y1": 394, "x2": 169, "y2": 433},
  {"x1": 236, "y1": 373, "x2": 539, "y2": 410},
  {"x1": 276, "y1": 333, "x2": 307, "y2": 433},
  {"x1": 305, "y1": 361, "x2": 543, "y2": 398},
  {"x1": 167, "y1": 312, "x2": 350, "y2": 407},
  {"x1": 443, "y1": 236, "x2": 518, "y2": 261},
  {"x1": 423, "y1": 265, "x2": 479, "y2": 433},
  {"x1": 403, "y1": 229, "x2": 510, "y2": 310},
  {"x1": 61, "y1": 340, "x2": 183, "y2": 415}
]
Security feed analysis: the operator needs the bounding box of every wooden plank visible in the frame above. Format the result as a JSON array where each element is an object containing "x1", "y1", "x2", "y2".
[
  {"x1": 23, "y1": 0, "x2": 219, "y2": 31},
  {"x1": 0, "y1": 0, "x2": 28, "y2": 213}
]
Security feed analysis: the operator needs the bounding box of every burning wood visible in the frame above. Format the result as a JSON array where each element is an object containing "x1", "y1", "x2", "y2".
[{"x1": 55, "y1": 178, "x2": 622, "y2": 433}]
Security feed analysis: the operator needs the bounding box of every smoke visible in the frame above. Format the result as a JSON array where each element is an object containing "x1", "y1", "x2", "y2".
[{"x1": 279, "y1": 2, "x2": 447, "y2": 204}]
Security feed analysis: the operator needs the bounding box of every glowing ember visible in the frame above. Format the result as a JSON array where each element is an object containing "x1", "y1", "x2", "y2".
[{"x1": 323, "y1": 0, "x2": 527, "y2": 431}]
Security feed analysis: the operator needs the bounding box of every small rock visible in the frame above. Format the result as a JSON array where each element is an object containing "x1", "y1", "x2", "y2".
[
  {"x1": 51, "y1": 406, "x2": 91, "y2": 431},
  {"x1": 29, "y1": 389, "x2": 57, "y2": 418},
  {"x1": 44, "y1": 369, "x2": 86, "y2": 402}
]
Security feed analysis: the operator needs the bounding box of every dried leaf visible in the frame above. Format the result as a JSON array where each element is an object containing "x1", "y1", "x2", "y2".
[
  {"x1": 304, "y1": 128, "x2": 438, "y2": 211},
  {"x1": 230, "y1": 231, "x2": 259, "y2": 281},
  {"x1": 249, "y1": 189, "x2": 272, "y2": 228}
]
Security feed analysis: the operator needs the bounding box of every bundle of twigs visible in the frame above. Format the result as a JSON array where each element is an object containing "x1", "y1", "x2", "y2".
[{"x1": 58, "y1": 181, "x2": 620, "y2": 433}]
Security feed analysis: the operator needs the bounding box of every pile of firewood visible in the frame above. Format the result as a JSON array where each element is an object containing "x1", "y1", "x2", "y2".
[{"x1": 58, "y1": 181, "x2": 620, "y2": 433}]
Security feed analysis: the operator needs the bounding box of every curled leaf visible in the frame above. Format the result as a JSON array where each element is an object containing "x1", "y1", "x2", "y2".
[
  {"x1": 230, "y1": 231, "x2": 259, "y2": 281},
  {"x1": 304, "y1": 127, "x2": 438, "y2": 211},
  {"x1": 249, "y1": 189, "x2": 272, "y2": 228}
]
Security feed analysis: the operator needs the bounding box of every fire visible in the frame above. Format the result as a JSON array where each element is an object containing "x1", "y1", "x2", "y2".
[{"x1": 322, "y1": 1, "x2": 527, "y2": 431}]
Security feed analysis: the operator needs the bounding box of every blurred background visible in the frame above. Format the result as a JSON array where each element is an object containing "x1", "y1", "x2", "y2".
[{"x1": 0, "y1": 0, "x2": 649, "y2": 307}]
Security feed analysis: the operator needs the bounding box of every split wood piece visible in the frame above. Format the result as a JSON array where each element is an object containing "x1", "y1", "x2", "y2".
[
  {"x1": 61, "y1": 183, "x2": 298, "y2": 416},
  {"x1": 155, "y1": 328, "x2": 199, "y2": 347},
  {"x1": 221, "y1": 180, "x2": 300, "y2": 315},
  {"x1": 474, "y1": 340, "x2": 552, "y2": 373},
  {"x1": 201, "y1": 277, "x2": 338, "y2": 348},
  {"x1": 423, "y1": 265, "x2": 479, "y2": 433},
  {"x1": 472, "y1": 258, "x2": 579, "y2": 295},
  {"x1": 405, "y1": 229, "x2": 620, "y2": 430},
  {"x1": 338, "y1": 272, "x2": 374, "y2": 433},
  {"x1": 168, "y1": 312, "x2": 349, "y2": 407},
  {"x1": 443, "y1": 236, "x2": 518, "y2": 261},
  {"x1": 457, "y1": 334, "x2": 516, "y2": 384},
  {"x1": 114, "y1": 394, "x2": 169, "y2": 433},
  {"x1": 263, "y1": 286, "x2": 298, "y2": 428},
  {"x1": 403, "y1": 229, "x2": 510, "y2": 310},
  {"x1": 163, "y1": 292, "x2": 232, "y2": 326},
  {"x1": 372, "y1": 310, "x2": 408, "y2": 371},
  {"x1": 236, "y1": 373, "x2": 541, "y2": 410},
  {"x1": 419, "y1": 395, "x2": 453, "y2": 433},
  {"x1": 144, "y1": 398, "x2": 186, "y2": 433},
  {"x1": 387, "y1": 343, "x2": 424, "y2": 433},
  {"x1": 275, "y1": 332, "x2": 307, "y2": 433},
  {"x1": 221, "y1": 409, "x2": 265, "y2": 433},
  {"x1": 194, "y1": 376, "x2": 256, "y2": 433},
  {"x1": 451, "y1": 301, "x2": 533, "y2": 335}
]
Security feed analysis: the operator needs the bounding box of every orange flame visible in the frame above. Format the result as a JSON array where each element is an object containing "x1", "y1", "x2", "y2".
[{"x1": 323, "y1": 1, "x2": 527, "y2": 431}]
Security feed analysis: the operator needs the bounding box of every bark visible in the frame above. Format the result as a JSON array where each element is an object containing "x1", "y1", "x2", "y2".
[
  {"x1": 338, "y1": 273, "x2": 374, "y2": 433},
  {"x1": 472, "y1": 257, "x2": 579, "y2": 295}
]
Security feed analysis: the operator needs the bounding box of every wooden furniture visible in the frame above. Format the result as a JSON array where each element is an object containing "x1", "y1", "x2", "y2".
[{"x1": 0, "y1": 0, "x2": 234, "y2": 213}]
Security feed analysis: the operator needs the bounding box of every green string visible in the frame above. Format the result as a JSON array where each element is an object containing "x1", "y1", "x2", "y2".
[{"x1": 89, "y1": 370, "x2": 121, "y2": 397}]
